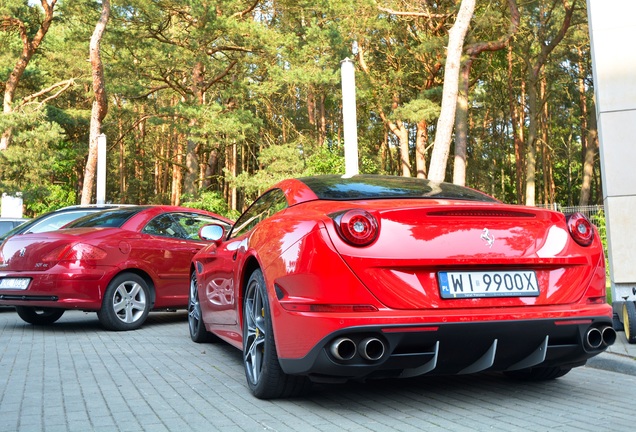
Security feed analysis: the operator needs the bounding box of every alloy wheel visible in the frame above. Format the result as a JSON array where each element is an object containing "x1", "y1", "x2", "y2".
[{"x1": 243, "y1": 277, "x2": 266, "y2": 386}]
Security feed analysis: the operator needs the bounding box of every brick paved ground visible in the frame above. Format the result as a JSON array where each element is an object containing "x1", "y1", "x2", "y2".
[{"x1": 1, "y1": 309, "x2": 635, "y2": 432}]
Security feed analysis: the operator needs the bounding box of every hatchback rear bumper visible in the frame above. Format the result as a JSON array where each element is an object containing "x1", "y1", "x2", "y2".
[{"x1": 0, "y1": 269, "x2": 108, "y2": 310}]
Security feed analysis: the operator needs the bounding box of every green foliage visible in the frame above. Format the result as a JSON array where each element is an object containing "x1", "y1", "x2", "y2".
[
  {"x1": 0, "y1": 0, "x2": 603, "y2": 213},
  {"x1": 392, "y1": 98, "x2": 441, "y2": 123},
  {"x1": 0, "y1": 111, "x2": 67, "y2": 188},
  {"x1": 303, "y1": 145, "x2": 345, "y2": 176},
  {"x1": 590, "y1": 209, "x2": 610, "y2": 284},
  {"x1": 21, "y1": 184, "x2": 77, "y2": 217},
  {"x1": 231, "y1": 142, "x2": 305, "y2": 201},
  {"x1": 181, "y1": 191, "x2": 239, "y2": 220}
]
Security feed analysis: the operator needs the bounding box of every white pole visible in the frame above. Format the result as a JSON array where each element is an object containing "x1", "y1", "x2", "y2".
[
  {"x1": 341, "y1": 58, "x2": 359, "y2": 178},
  {"x1": 96, "y1": 133, "x2": 106, "y2": 205}
]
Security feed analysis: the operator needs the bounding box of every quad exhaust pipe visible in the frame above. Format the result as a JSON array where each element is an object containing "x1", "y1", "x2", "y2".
[
  {"x1": 585, "y1": 325, "x2": 616, "y2": 350},
  {"x1": 359, "y1": 337, "x2": 385, "y2": 361},
  {"x1": 601, "y1": 325, "x2": 617, "y2": 346},
  {"x1": 330, "y1": 336, "x2": 386, "y2": 362},
  {"x1": 330, "y1": 337, "x2": 357, "y2": 361}
]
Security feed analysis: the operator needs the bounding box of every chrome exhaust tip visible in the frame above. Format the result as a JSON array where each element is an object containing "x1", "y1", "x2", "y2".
[
  {"x1": 585, "y1": 327, "x2": 603, "y2": 349},
  {"x1": 330, "y1": 337, "x2": 356, "y2": 361},
  {"x1": 359, "y1": 337, "x2": 385, "y2": 361},
  {"x1": 601, "y1": 326, "x2": 617, "y2": 347}
]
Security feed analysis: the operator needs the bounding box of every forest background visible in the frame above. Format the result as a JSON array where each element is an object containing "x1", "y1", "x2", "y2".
[{"x1": 0, "y1": 0, "x2": 600, "y2": 219}]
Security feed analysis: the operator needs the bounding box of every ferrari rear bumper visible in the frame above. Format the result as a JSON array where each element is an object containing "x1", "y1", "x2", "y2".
[{"x1": 278, "y1": 317, "x2": 615, "y2": 381}]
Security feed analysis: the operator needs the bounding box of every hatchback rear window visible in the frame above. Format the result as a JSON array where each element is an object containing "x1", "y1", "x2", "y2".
[{"x1": 66, "y1": 207, "x2": 146, "y2": 228}]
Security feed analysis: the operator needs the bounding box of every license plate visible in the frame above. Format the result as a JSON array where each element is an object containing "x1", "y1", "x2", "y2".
[
  {"x1": 0, "y1": 278, "x2": 31, "y2": 290},
  {"x1": 438, "y1": 270, "x2": 539, "y2": 298}
]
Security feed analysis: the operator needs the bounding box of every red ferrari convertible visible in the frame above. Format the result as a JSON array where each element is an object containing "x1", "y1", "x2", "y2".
[
  {"x1": 189, "y1": 175, "x2": 615, "y2": 399},
  {"x1": 0, "y1": 206, "x2": 231, "y2": 330}
]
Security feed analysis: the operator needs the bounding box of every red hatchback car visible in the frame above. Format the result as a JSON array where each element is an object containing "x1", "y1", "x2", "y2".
[
  {"x1": 0, "y1": 205, "x2": 231, "y2": 330},
  {"x1": 189, "y1": 175, "x2": 615, "y2": 399}
]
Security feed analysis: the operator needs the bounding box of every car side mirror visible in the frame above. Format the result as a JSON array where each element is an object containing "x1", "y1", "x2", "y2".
[{"x1": 199, "y1": 224, "x2": 226, "y2": 242}]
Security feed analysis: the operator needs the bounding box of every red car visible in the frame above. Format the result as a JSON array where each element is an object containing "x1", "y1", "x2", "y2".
[
  {"x1": 0, "y1": 206, "x2": 231, "y2": 330},
  {"x1": 189, "y1": 175, "x2": 615, "y2": 399}
]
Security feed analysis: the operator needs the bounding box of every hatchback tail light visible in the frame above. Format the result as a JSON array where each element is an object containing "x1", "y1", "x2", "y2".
[
  {"x1": 42, "y1": 243, "x2": 108, "y2": 265},
  {"x1": 332, "y1": 209, "x2": 379, "y2": 246},
  {"x1": 566, "y1": 212, "x2": 594, "y2": 246}
]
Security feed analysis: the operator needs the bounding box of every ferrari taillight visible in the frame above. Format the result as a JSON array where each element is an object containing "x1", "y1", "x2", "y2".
[
  {"x1": 566, "y1": 212, "x2": 594, "y2": 246},
  {"x1": 42, "y1": 243, "x2": 108, "y2": 265},
  {"x1": 333, "y1": 209, "x2": 378, "y2": 246}
]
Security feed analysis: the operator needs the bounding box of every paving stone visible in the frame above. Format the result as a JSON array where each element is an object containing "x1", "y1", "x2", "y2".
[{"x1": 1, "y1": 309, "x2": 635, "y2": 432}]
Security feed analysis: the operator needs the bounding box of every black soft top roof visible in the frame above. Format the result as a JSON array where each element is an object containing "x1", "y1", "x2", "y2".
[{"x1": 298, "y1": 175, "x2": 498, "y2": 202}]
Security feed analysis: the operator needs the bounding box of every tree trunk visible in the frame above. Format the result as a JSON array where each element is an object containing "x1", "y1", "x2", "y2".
[
  {"x1": 183, "y1": 62, "x2": 205, "y2": 197},
  {"x1": 453, "y1": 0, "x2": 519, "y2": 186},
  {"x1": 232, "y1": 143, "x2": 238, "y2": 210},
  {"x1": 523, "y1": 0, "x2": 576, "y2": 206},
  {"x1": 307, "y1": 88, "x2": 316, "y2": 129},
  {"x1": 318, "y1": 94, "x2": 327, "y2": 146},
  {"x1": 171, "y1": 138, "x2": 183, "y2": 205},
  {"x1": 427, "y1": 0, "x2": 476, "y2": 183},
  {"x1": 578, "y1": 46, "x2": 594, "y2": 206},
  {"x1": 1, "y1": 0, "x2": 58, "y2": 150},
  {"x1": 184, "y1": 120, "x2": 199, "y2": 196},
  {"x1": 415, "y1": 119, "x2": 428, "y2": 179},
  {"x1": 579, "y1": 105, "x2": 598, "y2": 205},
  {"x1": 453, "y1": 61, "x2": 470, "y2": 186},
  {"x1": 117, "y1": 97, "x2": 126, "y2": 199},
  {"x1": 202, "y1": 149, "x2": 219, "y2": 190},
  {"x1": 524, "y1": 81, "x2": 539, "y2": 206},
  {"x1": 81, "y1": 0, "x2": 110, "y2": 205},
  {"x1": 392, "y1": 121, "x2": 411, "y2": 177},
  {"x1": 541, "y1": 77, "x2": 555, "y2": 204},
  {"x1": 508, "y1": 45, "x2": 525, "y2": 204}
]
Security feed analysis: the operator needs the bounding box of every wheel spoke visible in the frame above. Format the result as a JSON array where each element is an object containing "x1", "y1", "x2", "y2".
[
  {"x1": 112, "y1": 298, "x2": 126, "y2": 313},
  {"x1": 244, "y1": 281, "x2": 267, "y2": 385},
  {"x1": 129, "y1": 283, "x2": 142, "y2": 298},
  {"x1": 188, "y1": 274, "x2": 205, "y2": 337},
  {"x1": 189, "y1": 303, "x2": 201, "y2": 321},
  {"x1": 189, "y1": 282, "x2": 199, "y2": 320},
  {"x1": 131, "y1": 299, "x2": 146, "y2": 312},
  {"x1": 245, "y1": 334, "x2": 259, "y2": 381},
  {"x1": 115, "y1": 284, "x2": 128, "y2": 299},
  {"x1": 122, "y1": 306, "x2": 134, "y2": 323}
]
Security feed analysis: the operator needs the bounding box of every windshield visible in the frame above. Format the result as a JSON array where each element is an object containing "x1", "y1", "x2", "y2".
[{"x1": 66, "y1": 207, "x2": 146, "y2": 228}]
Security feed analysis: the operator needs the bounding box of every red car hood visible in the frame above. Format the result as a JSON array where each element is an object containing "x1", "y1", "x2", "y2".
[{"x1": 319, "y1": 201, "x2": 605, "y2": 309}]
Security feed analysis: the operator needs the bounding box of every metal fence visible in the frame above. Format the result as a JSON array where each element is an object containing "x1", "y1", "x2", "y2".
[{"x1": 535, "y1": 204, "x2": 605, "y2": 220}]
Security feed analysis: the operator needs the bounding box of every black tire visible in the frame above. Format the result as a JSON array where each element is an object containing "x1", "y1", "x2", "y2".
[
  {"x1": 504, "y1": 366, "x2": 572, "y2": 381},
  {"x1": 188, "y1": 272, "x2": 213, "y2": 343},
  {"x1": 97, "y1": 272, "x2": 151, "y2": 331},
  {"x1": 242, "y1": 269, "x2": 310, "y2": 399},
  {"x1": 15, "y1": 306, "x2": 65, "y2": 325},
  {"x1": 623, "y1": 301, "x2": 636, "y2": 344}
]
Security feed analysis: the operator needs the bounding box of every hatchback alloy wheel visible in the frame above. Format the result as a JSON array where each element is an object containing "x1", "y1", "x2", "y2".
[{"x1": 98, "y1": 272, "x2": 151, "y2": 331}]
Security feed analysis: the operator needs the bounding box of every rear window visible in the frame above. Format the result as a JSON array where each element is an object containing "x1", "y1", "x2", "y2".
[
  {"x1": 66, "y1": 207, "x2": 146, "y2": 228},
  {"x1": 299, "y1": 175, "x2": 498, "y2": 202}
]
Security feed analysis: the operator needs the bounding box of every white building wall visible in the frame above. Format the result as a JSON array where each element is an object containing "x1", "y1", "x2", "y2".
[{"x1": 587, "y1": 0, "x2": 636, "y2": 303}]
